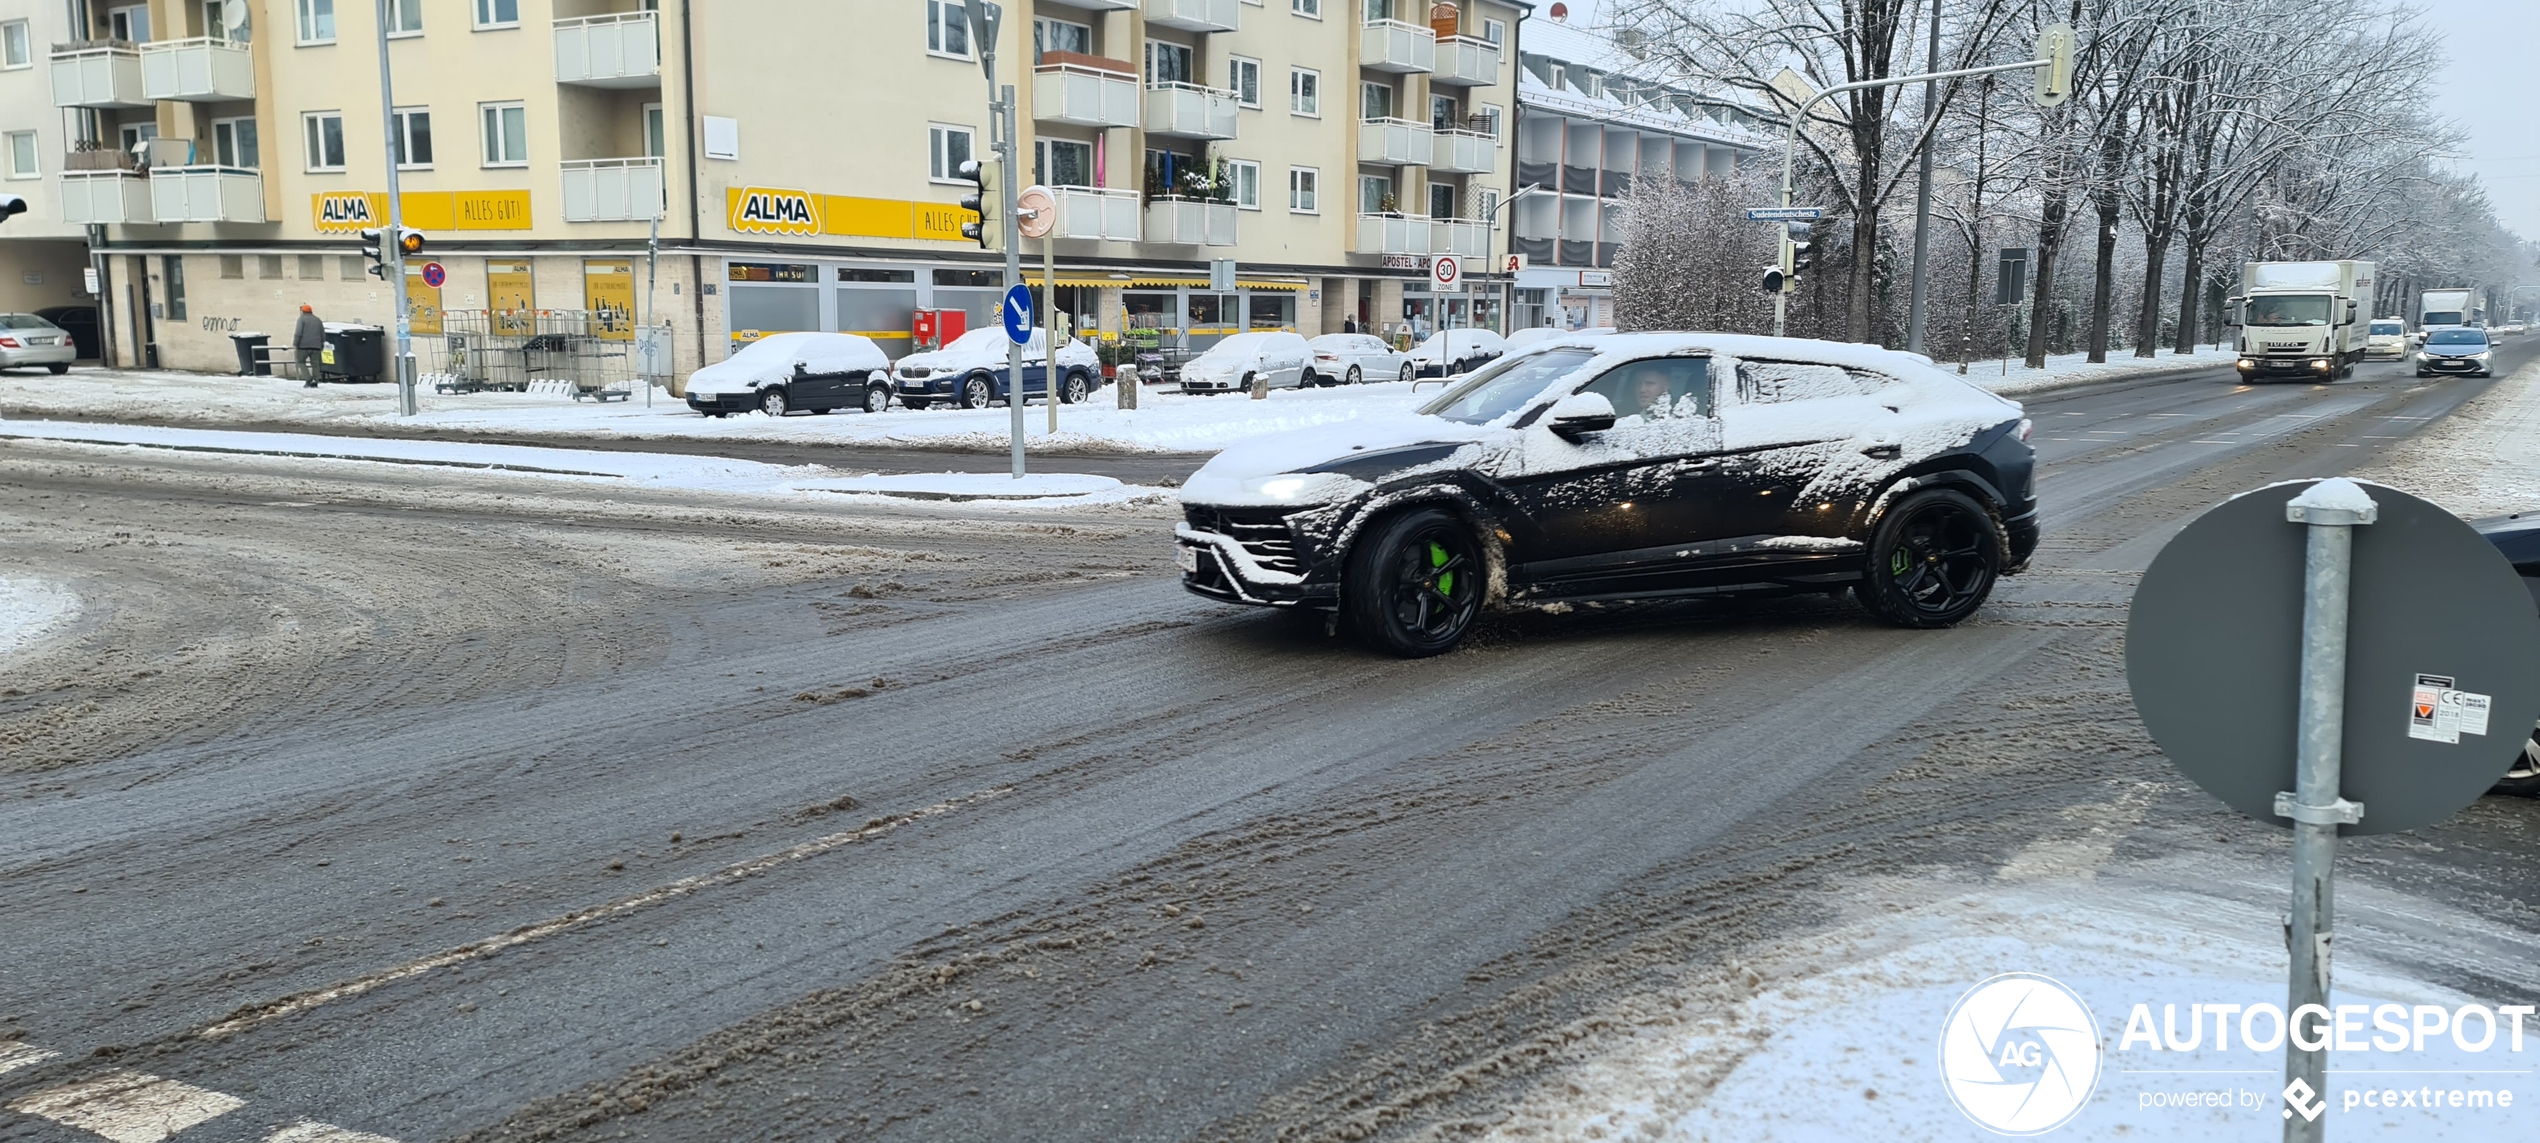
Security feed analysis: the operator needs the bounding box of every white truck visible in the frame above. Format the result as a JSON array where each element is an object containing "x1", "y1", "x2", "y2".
[
  {"x1": 2416, "y1": 287, "x2": 2486, "y2": 345},
  {"x1": 2229, "y1": 260, "x2": 2375, "y2": 381}
]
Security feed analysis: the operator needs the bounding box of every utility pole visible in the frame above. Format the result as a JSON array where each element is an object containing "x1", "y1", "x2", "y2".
[
  {"x1": 967, "y1": 1, "x2": 1024, "y2": 477},
  {"x1": 372, "y1": 0, "x2": 416, "y2": 416},
  {"x1": 1904, "y1": 0, "x2": 1942, "y2": 354}
]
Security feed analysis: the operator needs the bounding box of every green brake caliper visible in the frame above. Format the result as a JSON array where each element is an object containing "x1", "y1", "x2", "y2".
[
  {"x1": 1890, "y1": 549, "x2": 1910, "y2": 577},
  {"x1": 1429, "y1": 541, "x2": 1455, "y2": 597}
]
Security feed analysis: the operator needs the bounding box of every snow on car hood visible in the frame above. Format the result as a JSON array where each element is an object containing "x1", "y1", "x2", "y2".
[
  {"x1": 689, "y1": 333, "x2": 888, "y2": 396},
  {"x1": 1182, "y1": 413, "x2": 1487, "y2": 506},
  {"x1": 1407, "y1": 330, "x2": 1507, "y2": 365}
]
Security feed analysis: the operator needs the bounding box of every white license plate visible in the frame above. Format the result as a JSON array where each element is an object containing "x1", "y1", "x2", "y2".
[{"x1": 1176, "y1": 545, "x2": 1201, "y2": 573}]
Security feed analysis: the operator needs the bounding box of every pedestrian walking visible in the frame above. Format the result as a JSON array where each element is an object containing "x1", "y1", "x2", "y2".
[{"x1": 292, "y1": 304, "x2": 325, "y2": 388}]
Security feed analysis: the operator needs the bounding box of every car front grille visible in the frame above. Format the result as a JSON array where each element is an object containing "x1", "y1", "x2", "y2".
[{"x1": 1185, "y1": 506, "x2": 1303, "y2": 576}]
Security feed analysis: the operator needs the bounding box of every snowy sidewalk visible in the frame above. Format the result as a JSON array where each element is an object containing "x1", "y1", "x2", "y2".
[{"x1": 2353, "y1": 355, "x2": 2540, "y2": 518}]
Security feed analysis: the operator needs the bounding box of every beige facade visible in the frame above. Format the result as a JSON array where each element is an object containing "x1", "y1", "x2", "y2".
[{"x1": 3, "y1": 0, "x2": 1524, "y2": 376}]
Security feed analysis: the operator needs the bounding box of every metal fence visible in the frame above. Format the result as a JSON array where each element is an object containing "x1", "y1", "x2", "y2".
[{"x1": 416, "y1": 310, "x2": 667, "y2": 401}]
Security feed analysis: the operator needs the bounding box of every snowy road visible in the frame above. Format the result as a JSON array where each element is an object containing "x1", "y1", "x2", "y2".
[{"x1": 2, "y1": 345, "x2": 2537, "y2": 1143}]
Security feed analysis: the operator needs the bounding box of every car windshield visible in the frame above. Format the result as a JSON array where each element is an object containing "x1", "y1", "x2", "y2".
[
  {"x1": 2369, "y1": 322, "x2": 2403, "y2": 335},
  {"x1": 1205, "y1": 333, "x2": 1275, "y2": 357},
  {"x1": 0, "y1": 314, "x2": 57, "y2": 330},
  {"x1": 1419, "y1": 348, "x2": 1597, "y2": 424},
  {"x1": 2427, "y1": 330, "x2": 2488, "y2": 346},
  {"x1": 2244, "y1": 295, "x2": 2332, "y2": 326}
]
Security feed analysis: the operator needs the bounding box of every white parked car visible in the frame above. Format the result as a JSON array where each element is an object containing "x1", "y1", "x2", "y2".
[
  {"x1": 1304, "y1": 333, "x2": 1411, "y2": 386},
  {"x1": 1504, "y1": 326, "x2": 1615, "y2": 351},
  {"x1": 1407, "y1": 328, "x2": 1510, "y2": 377},
  {"x1": 1179, "y1": 331, "x2": 1311, "y2": 393},
  {"x1": 892, "y1": 327, "x2": 1102, "y2": 410},
  {"x1": 0, "y1": 313, "x2": 78, "y2": 375},
  {"x1": 685, "y1": 332, "x2": 893, "y2": 416}
]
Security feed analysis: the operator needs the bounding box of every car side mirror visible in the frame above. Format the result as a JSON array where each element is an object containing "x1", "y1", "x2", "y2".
[
  {"x1": 2223, "y1": 297, "x2": 2243, "y2": 326},
  {"x1": 1547, "y1": 391, "x2": 1617, "y2": 441}
]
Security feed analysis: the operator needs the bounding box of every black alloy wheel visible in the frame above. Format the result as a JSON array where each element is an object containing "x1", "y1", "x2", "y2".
[
  {"x1": 863, "y1": 384, "x2": 892, "y2": 413},
  {"x1": 757, "y1": 387, "x2": 789, "y2": 416},
  {"x1": 1856, "y1": 487, "x2": 2005, "y2": 628},
  {"x1": 1061, "y1": 372, "x2": 1089, "y2": 404},
  {"x1": 961, "y1": 375, "x2": 996, "y2": 409},
  {"x1": 1345, "y1": 508, "x2": 1485, "y2": 658}
]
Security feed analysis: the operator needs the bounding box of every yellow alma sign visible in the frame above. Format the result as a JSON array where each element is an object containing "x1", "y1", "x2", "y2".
[
  {"x1": 723, "y1": 188, "x2": 977, "y2": 242},
  {"x1": 729, "y1": 187, "x2": 821, "y2": 235}
]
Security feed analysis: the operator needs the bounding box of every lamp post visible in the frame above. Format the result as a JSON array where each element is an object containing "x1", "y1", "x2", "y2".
[{"x1": 1482, "y1": 183, "x2": 1544, "y2": 336}]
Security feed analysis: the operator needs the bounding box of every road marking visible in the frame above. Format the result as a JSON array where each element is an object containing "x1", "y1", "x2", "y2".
[
  {"x1": 7, "y1": 1071, "x2": 244, "y2": 1143},
  {"x1": 200, "y1": 785, "x2": 1014, "y2": 1039},
  {"x1": 267, "y1": 1121, "x2": 403, "y2": 1143},
  {"x1": 0, "y1": 1043, "x2": 60, "y2": 1075}
]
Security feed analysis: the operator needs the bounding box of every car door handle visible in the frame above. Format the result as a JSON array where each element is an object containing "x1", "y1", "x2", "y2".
[
  {"x1": 1680, "y1": 458, "x2": 1720, "y2": 470},
  {"x1": 1860, "y1": 443, "x2": 1902, "y2": 459}
]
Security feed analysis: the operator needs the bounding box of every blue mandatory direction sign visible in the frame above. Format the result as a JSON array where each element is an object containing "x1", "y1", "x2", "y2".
[
  {"x1": 1744, "y1": 206, "x2": 1825, "y2": 221},
  {"x1": 1001, "y1": 284, "x2": 1034, "y2": 345}
]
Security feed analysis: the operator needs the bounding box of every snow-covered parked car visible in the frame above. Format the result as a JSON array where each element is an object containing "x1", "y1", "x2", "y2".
[
  {"x1": 892, "y1": 327, "x2": 1101, "y2": 410},
  {"x1": 1175, "y1": 333, "x2": 2039, "y2": 656},
  {"x1": 1504, "y1": 326, "x2": 1614, "y2": 351},
  {"x1": 1178, "y1": 331, "x2": 1310, "y2": 394},
  {"x1": 1305, "y1": 333, "x2": 1411, "y2": 386},
  {"x1": 685, "y1": 332, "x2": 892, "y2": 416},
  {"x1": 1407, "y1": 328, "x2": 1509, "y2": 378}
]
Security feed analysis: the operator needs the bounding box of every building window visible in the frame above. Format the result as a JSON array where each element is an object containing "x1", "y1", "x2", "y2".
[
  {"x1": 1289, "y1": 166, "x2": 1318, "y2": 213},
  {"x1": 1430, "y1": 92, "x2": 1457, "y2": 131},
  {"x1": 392, "y1": 107, "x2": 432, "y2": 168},
  {"x1": 1483, "y1": 17, "x2": 1504, "y2": 44},
  {"x1": 474, "y1": 0, "x2": 519, "y2": 29},
  {"x1": 1, "y1": 20, "x2": 31, "y2": 68},
  {"x1": 1475, "y1": 103, "x2": 1502, "y2": 138},
  {"x1": 1428, "y1": 182, "x2": 1456, "y2": 219},
  {"x1": 1035, "y1": 138, "x2": 1092, "y2": 188},
  {"x1": 1290, "y1": 67, "x2": 1318, "y2": 116},
  {"x1": 1144, "y1": 40, "x2": 1191, "y2": 86},
  {"x1": 298, "y1": 253, "x2": 325, "y2": 279},
  {"x1": 340, "y1": 255, "x2": 364, "y2": 281},
  {"x1": 1364, "y1": 0, "x2": 1395, "y2": 20},
  {"x1": 302, "y1": 111, "x2": 345, "y2": 171},
  {"x1": 219, "y1": 255, "x2": 244, "y2": 279},
  {"x1": 4, "y1": 132, "x2": 34, "y2": 179},
  {"x1": 928, "y1": 124, "x2": 974, "y2": 182},
  {"x1": 643, "y1": 104, "x2": 665, "y2": 158},
  {"x1": 1229, "y1": 159, "x2": 1260, "y2": 210},
  {"x1": 162, "y1": 257, "x2": 186, "y2": 320},
  {"x1": 1362, "y1": 81, "x2": 1393, "y2": 120},
  {"x1": 1228, "y1": 56, "x2": 1261, "y2": 108},
  {"x1": 1360, "y1": 173, "x2": 1393, "y2": 214},
  {"x1": 296, "y1": 0, "x2": 333, "y2": 43},
  {"x1": 119, "y1": 122, "x2": 158, "y2": 154},
  {"x1": 479, "y1": 101, "x2": 527, "y2": 166},
  {"x1": 387, "y1": 0, "x2": 422, "y2": 35},
  {"x1": 258, "y1": 254, "x2": 283, "y2": 279},
  {"x1": 105, "y1": 5, "x2": 148, "y2": 42},
  {"x1": 925, "y1": 0, "x2": 969, "y2": 58},
  {"x1": 1291, "y1": 0, "x2": 1320, "y2": 16},
  {"x1": 1032, "y1": 15, "x2": 1089, "y2": 61},
  {"x1": 211, "y1": 116, "x2": 258, "y2": 167}
]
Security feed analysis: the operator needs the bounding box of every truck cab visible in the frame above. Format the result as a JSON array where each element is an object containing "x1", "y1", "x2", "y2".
[{"x1": 2229, "y1": 260, "x2": 2373, "y2": 382}]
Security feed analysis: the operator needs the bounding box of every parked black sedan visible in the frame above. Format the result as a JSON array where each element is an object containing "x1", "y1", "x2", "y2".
[
  {"x1": 2479, "y1": 512, "x2": 2540, "y2": 795},
  {"x1": 1175, "y1": 333, "x2": 2038, "y2": 656}
]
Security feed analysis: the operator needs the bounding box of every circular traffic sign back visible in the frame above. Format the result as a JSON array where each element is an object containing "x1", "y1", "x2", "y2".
[
  {"x1": 1016, "y1": 185, "x2": 1056, "y2": 240},
  {"x1": 419, "y1": 261, "x2": 446, "y2": 289},
  {"x1": 1432, "y1": 257, "x2": 1460, "y2": 289},
  {"x1": 2127, "y1": 480, "x2": 2540, "y2": 835}
]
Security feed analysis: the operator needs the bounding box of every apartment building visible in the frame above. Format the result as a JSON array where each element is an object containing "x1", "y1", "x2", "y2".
[
  {"x1": 1506, "y1": 14, "x2": 1765, "y2": 330},
  {"x1": 3, "y1": 0, "x2": 1527, "y2": 376}
]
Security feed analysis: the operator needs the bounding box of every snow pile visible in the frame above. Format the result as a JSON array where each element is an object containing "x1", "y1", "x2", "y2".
[
  {"x1": 0, "y1": 577, "x2": 78, "y2": 659},
  {"x1": 1961, "y1": 345, "x2": 2243, "y2": 397},
  {"x1": 2353, "y1": 358, "x2": 2540, "y2": 518}
]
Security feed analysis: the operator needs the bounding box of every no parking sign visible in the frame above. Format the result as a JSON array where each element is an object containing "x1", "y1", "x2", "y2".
[{"x1": 419, "y1": 261, "x2": 446, "y2": 289}]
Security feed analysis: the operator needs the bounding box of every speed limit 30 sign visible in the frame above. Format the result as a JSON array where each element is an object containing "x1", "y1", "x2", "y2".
[{"x1": 1431, "y1": 256, "x2": 1460, "y2": 290}]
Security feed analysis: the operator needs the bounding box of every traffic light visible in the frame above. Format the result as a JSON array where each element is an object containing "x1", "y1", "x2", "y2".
[
  {"x1": 0, "y1": 194, "x2": 25, "y2": 225},
  {"x1": 357, "y1": 227, "x2": 425, "y2": 279},
  {"x1": 1761, "y1": 265, "x2": 1787, "y2": 293},
  {"x1": 957, "y1": 158, "x2": 994, "y2": 249},
  {"x1": 1783, "y1": 221, "x2": 1813, "y2": 292}
]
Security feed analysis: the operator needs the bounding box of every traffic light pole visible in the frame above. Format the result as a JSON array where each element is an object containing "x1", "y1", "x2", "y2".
[
  {"x1": 996, "y1": 85, "x2": 1024, "y2": 478},
  {"x1": 373, "y1": 0, "x2": 415, "y2": 416}
]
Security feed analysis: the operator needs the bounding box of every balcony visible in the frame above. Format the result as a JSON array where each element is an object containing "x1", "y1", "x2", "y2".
[
  {"x1": 1557, "y1": 238, "x2": 1593, "y2": 267},
  {"x1": 1360, "y1": 19, "x2": 1436, "y2": 73},
  {"x1": 1515, "y1": 158, "x2": 1556, "y2": 189},
  {"x1": 1033, "y1": 57, "x2": 1139, "y2": 129},
  {"x1": 1144, "y1": 83, "x2": 1239, "y2": 140},
  {"x1": 1597, "y1": 242, "x2": 1617, "y2": 268},
  {"x1": 49, "y1": 44, "x2": 149, "y2": 108},
  {"x1": 560, "y1": 157, "x2": 664, "y2": 222},
  {"x1": 1142, "y1": 0, "x2": 1238, "y2": 33},
  {"x1": 1431, "y1": 35, "x2": 1502, "y2": 87},
  {"x1": 138, "y1": 37, "x2": 254, "y2": 101},
  {"x1": 1430, "y1": 129, "x2": 1496, "y2": 175},
  {"x1": 1431, "y1": 218, "x2": 1489, "y2": 258},
  {"x1": 148, "y1": 166, "x2": 266, "y2": 223},
  {"x1": 1356, "y1": 213, "x2": 1431, "y2": 257},
  {"x1": 554, "y1": 11, "x2": 661, "y2": 88},
  {"x1": 1511, "y1": 235, "x2": 1554, "y2": 264},
  {"x1": 1600, "y1": 170, "x2": 1632, "y2": 198},
  {"x1": 1143, "y1": 197, "x2": 1236, "y2": 246},
  {"x1": 58, "y1": 170, "x2": 152, "y2": 224},
  {"x1": 1048, "y1": 186, "x2": 1140, "y2": 241},
  {"x1": 1357, "y1": 117, "x2": 1433, "y2": 166},
  {"x1": 1561, "y1": 164, "x2": 1597, "y2": 196}
]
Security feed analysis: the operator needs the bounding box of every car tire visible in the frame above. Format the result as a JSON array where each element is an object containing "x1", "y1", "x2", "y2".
[
  {"x1": 2416, "y1": 370, "x2": 2430, "y2": 378},
  {"x1": 758, "y1": 387, "x2": 789, "y2": 416},
  {"x1": 1345, "y1": 365, "x2": 1362, "y2": 386},
  {"x1": 2493, "y1": 731, "x2": 2540, "y2": 796},
  {"x1": 961, "y1": 375, "x2": 995, "y2": 410},
  {"x1": 47, "y1": 363, "x2": 70, "y2": 375},
  {"x1": 863, "y1": 384, "x2": 892, "y2": 413},
  {"x1": 1060, "y1": 372, "x2": 1089, "y2": 404},
  {"x1": 1855, "y1": 487, "x2": 2007, "y2": 629},
  {"x1": 1398, "y1": 363, "x2": 1415, "y2": 384},
  {"x1": 1344, "y1": 507, "x2": 1486, "y2": 659}
]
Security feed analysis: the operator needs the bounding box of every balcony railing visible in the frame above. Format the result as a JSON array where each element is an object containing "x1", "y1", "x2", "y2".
[
  {"x1": 1561, "y1": 164, "x2": 1597, "y2": 195},
  {"x1": 1430, "y1": 35, "x2": 1502, "y2": 87},
  {"x1": 1510, "y1": 235, "x2": 1554, "y2": 264},
  {"x1": 1429, "y1": 129, "x2": 1496, "y2": 175},
  {"x1": 1143, "y1": 0, "x2": 1238, "y2": 33},
  {"x1": 58, "y1": 170, "x2": 152, "y2": 224},
  {"x1": 1516, "y1": 158, "x2": 1556, "y2": 188},
  {"x1": 1357, "y1": 117, "x2": 1433, "y2": 166},
  {"x1": 49, "y1": 44, "x2": 149, "y2": 108},
  {"x1": 1050, "y1": 186, "x2": 1141, "y2": 241},
  {"x1": 139, "y1": 37, "x2": 254, "y2": 101},
  {"x1": 1356, "y1": 213, "x2": 1432, "y2": 256},
  {"x1": 1596, "y1": 242, "x2": 1617, "y2": 268},
  {"x1": 1359, "y1": 19, "x2": 1436, "y2": 73},
  {"x1": 1033, "y1": 57, "x2": 1139, "y2": 129},
  {"x1": 560, "y1": 157, "x2": 664, "y2": 222},
  {"x1": 1144, "y1": 197, "x2": 1237, "y2": 246},
  {"x1": 1557, "y1": 238, "x2": 1594, "y2": 267},
  {"x1": 1144, "y1": 82, "x2": 1239, "y2": 140},
  {"x1": 1431, "y1": 218, "x2": 1489, "y2": 258},
  {"x1": 554, "y1": 11, "x2": 661, "y2": 87},
  {"x1": 148, "y1": 165, "x2": 266, "y2": 223},
  {"x1": 1600, "y1": 170, "x2": 1632, "y2": 198}
]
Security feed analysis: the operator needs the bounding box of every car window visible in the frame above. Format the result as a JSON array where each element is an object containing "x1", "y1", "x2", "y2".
[
  {"x1": 0, "y1": 314, "x2": 53, "y2": 330},
  {"x1": 1421, "y1": 347, "x2": 1597, "y2": 424},
  {"x1": 1737, "y1": 360, "x2": 1858, "y2": 404},
  {"x1": 2427, "y1": 330, "x2": 2487, "y2": 346},
  {"x1": 1580, "y1": 357, "x2": 1712, "y2": 422},
  {"x1": 2369, "y1": 322, "x2": 2404, "y2": 335}
]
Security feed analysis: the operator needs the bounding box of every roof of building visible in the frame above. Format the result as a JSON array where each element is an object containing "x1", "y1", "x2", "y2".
[{"x1": 1514, "y1": 18, "x2": 1768, "y2": 147}]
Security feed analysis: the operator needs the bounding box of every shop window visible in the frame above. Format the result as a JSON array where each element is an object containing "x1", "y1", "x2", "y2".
[
  {"x1": 729, "y1": 287, "x2": 816, "y2": 338},
  {"x1": 1249, "y1": 293, "x2": 1295, "y2": 329},
  {"x1": 837, "y1": 267, "x2": 917, "y2": 283},
  {"x1": 837, "y1": 287, "x2": 919, "y2": 357},
  {"x1": 933, "y1": 268, "x2": 1000, "y2": 288},
  {"x1": 729, "y1": 262, "x2": 811, "y2": 282}
]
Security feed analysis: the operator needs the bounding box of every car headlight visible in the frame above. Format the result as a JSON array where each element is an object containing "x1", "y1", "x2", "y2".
[{"x1": 2236, "y1": 358, "x2": 2255, "y2": 369}]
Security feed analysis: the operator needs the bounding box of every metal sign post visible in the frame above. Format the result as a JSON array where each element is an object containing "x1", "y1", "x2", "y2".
[
  {"x1": 966, "y1": 1, "x2": 1025, "y2": 478},
  {"x1": 372, "y1": 0, "x2": 416, "y2": 416},
  {"x1": 1015, "y1": 184, "x2": 1059, "y2": 435}
]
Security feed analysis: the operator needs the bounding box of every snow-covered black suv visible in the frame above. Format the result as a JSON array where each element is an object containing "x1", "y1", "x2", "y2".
[{"x1": 1175, "y1": 333, "x2": 2039, "y2": 656}]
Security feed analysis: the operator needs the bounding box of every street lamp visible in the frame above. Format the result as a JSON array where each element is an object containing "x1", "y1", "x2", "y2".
[{"x1": 1482, "y1": 183, "x2": 1545, "y2": 336}]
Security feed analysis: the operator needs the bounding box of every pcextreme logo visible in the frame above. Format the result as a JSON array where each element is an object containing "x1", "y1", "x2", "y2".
[
  {"x1": 728, "y1": 186, "x2": 821, "y2": 236},
  {"x1": 1938, "y1": 973, "x2": 2103, "y2": 1135}
]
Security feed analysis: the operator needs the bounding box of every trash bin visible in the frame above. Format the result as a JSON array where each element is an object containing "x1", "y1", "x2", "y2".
[
  {"x1": 321, "y1": 324, "x2": 386, "y2": 382},
  {"x1": 228, "y1": 331, "x2": 271, "y2": 376}
]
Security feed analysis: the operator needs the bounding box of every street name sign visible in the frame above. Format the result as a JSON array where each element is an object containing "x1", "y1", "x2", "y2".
[{"x1": 1744, "y1": 207, "x2": 1824, "y2": 222}]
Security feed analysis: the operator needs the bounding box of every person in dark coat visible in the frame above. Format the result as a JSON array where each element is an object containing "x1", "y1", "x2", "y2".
[{"x1": 292, "y1": 304, "x2": 325, "y2": 387}]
